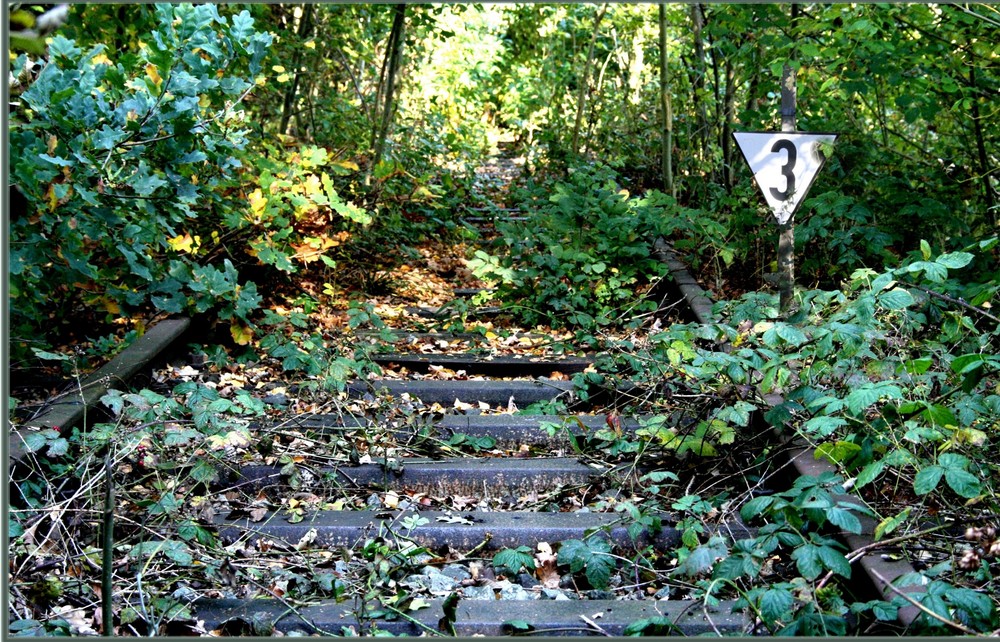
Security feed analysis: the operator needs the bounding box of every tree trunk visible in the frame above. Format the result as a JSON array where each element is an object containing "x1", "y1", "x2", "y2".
[
  {"x1": 658, "y1": 4, "x2": 674, "y2": 197},
  {"x1": 570, "y1": 3, "x2": 608, "y2": 161},
  {"x1": 368, "y1": 4, "x2": 407, "y2": 183},
  {"x1": 722, "y1": 57, "x2": 736, "y2": 190},
  {"x1": 690, "y1": 4, "x2": 709, "y2": 166},
  {"x1": 279, "y1": 4, "x2": 315, "y2": 137},
  {"x1": 968, "y1": 63, "x2": 997, "y2": 228}
]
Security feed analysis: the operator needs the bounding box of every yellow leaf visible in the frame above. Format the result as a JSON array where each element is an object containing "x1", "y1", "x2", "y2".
[
  {"x1": 167, "y1": 233, "x2": 195, "y2": 253},
  {"x1": 145, "y1": 63, "x2": 162, "y2": 87},
  {"x1": 198, "y1": 94, "x2": 210, "y2": 108},
  {"x1": 272, "y1": 65, "x2": 286, "y2": 73},
  {"x1": 231, "y1": 324, "x2": 253, "y2": 345},
  {"x1": 101, "y1": 298, "x2": 120, "y2": 314},
  {"x1": 276, "y1": 73, "x2": 290, "y2": 83},
  {"x1": 302, "y1": 174, "x2": 322, "y2": 196},
  {"x1": 248, "y1": 188, "x2": 267, "y2": 219},
  {"x1": 333, "y1": 159, "x2": 360, "y2": 172},
  {"x1": 47, "y1": 135, "x2": 57, "y2": 155},
  {"x1": 90, "y1": 52, "x2": 112, "y2": 66}
]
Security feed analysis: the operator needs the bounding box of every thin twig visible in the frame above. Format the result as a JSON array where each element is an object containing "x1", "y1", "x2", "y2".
[
  {"x1": 869, "y1": 568, "x2": 984, "y2": 636},
  {"x1": 102, "y1": 454, "x2": 115, "y2": 636},
  {"x1": 578, "y1": 614, "x2": 612, "y2": 636},
  {"x1": 902, "y1": 280, "x2": 1000, "y2": 325}
]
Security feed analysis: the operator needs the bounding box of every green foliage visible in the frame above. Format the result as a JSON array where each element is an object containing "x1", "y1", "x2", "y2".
[
  {"x1": 557, "y1": 536, "x2": 615, "y2": 590},
  {"x1": 9, "y1": 5, "x2": 272, "y2": 359},
  {"x1": 492, "y1": 546, "x2": 535, "y2": 577},
  {"x1": 470, "y1": 165, "x2": 670, "y2": 330}
]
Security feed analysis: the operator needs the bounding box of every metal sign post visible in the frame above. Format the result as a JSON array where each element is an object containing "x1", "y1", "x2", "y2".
[{"x1": 734, "y1": 64, "x2": 836, "y2": 314}]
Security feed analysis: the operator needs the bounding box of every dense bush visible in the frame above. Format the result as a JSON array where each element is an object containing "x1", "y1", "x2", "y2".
[
  {"x1": 469, "y1": 164, "x2": 672, "y2": 330},
  {"x1": 9, "y1": 5, "x2": 272, "y2": 360}
]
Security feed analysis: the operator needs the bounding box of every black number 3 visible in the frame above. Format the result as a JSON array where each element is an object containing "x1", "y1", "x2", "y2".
[{"x1": 769, "y1": 139, "x2": 796, "y2": 201}]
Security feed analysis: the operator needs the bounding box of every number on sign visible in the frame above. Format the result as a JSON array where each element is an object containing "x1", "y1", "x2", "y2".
[{"x1": 768, "y1": 139, "x2": 796, "y2": 202}]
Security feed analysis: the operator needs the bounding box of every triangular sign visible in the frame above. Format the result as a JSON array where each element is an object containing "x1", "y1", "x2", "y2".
[{"x1": 733, "y1": 132, "x2": 837, "y2": 224}]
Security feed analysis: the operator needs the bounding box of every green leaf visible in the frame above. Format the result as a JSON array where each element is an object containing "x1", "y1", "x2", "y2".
[
  {"x1": 826, "y1": 506, "x2": 862, "y2": 534},
  {"x1": 856, "y1": 460, "x2": 886, "y2": 489},
  {"x1": 878, "y1": 288, "x2": 914, "y2": 310},
  {"x1": 623, "y1": 616, "x2": 680, "y2": 636},
  {"x1": 950, "y1": 353, "x2": 989, "y2": 375},
  {"x1": 920, "y1": 239, "x2": 932, "y2": 261},
  {"x1": 935, "y1": 252, "x2": 973, "y2": 270},
  {"x1": 774, "y1": 324, "x2": 807, "y2": 346},
  {"x1": 913, "y1": 465, "x2": 944, "y2": 495},
  {"x1": 585, "y1": 552, "x2": 615, "y2": 589},
  {"x1": 874, "y1": 508, "x2": 910, "y2": 541},
  {"x1": 817, "y1": 545, "x2": 851, "y2": 577},
  {"x1": 46, "y1": 438, "x2": 70, "y2": 457},
  {"x1": 800, "y1": 416, "x2": 847, "y2": 438},
  {"x1": 674, "y1": 537, "x2": 728, "y2": 578},
  {"x1": 20, "y1": 431, "x2": 51, "y2": 453},
  {"x1": 792, "y1": 544, "x2": 823, "y2": 580},
  {"x1": 149, "y1": 492, "x2": 183, "y2": 515},
  {"x1": 740, "y1": 495, "x2": 774, "y2": 521},
  {"x1": 814, "y1": 441, "x2": 861, "y2": 465},
  {"x1": 493, "y1": 547, "x2": 535, "y2": 576},
  {"x1": 905, "y1": 260, "x2": 948, "y2": 282},
  {"x1": 759, "y1": 588, "x2": 794, "y2": 623},
  {"x1": 503, "y1": 620, "x2": 534, "y2": 634},
  {"x1": 943, "y1": 468, "x2": 981, "y2": 499}
]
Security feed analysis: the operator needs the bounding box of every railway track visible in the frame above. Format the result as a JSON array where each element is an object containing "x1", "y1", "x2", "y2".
[{"x1": 13, "y1": 244, "x2": 926, "y2": 636}]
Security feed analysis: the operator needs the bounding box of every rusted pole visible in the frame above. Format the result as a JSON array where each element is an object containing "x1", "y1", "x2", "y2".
[
  {"x1": 777, "y1": 63, "x2": 796, "y2": 314},
  {"x1": 778, "y1": 5, "x2": 799, "y2": 315}
]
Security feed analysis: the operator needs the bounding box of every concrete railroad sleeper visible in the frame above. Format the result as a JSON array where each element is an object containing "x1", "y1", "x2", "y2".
[{"x1": 11, "y1": 237, "x2": 929, "y2": 636}]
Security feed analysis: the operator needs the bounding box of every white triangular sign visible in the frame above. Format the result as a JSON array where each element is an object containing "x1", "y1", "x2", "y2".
[{"x1": 733, "y1": 132, "x2": 836, "y2": 224}]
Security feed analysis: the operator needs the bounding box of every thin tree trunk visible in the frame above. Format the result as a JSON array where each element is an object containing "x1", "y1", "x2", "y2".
[
  {"x1": 571, "y1": 3, "x2": 608, "y2": 160},
  {"x1": 690, "y1": 4, "x2": 709, "y2": 166},
  {"x1": 279, "y1": 4, "x2": 315, "y2": 136},
  {"x1": 583, "y1": 49, "x2": 615, "y2": 156},
  {"x1": 721, "y1": 58, "x2": 736, "y2": 190},
  {"x1": 969, "y1": 63, "x2": 997, "y2": 227},
  {"x1": 658, "y1": 3, "x2": 674, "y2": 197},
  {"x1": 369, "y1": 4, "x2": 407, "y2": 182}
]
